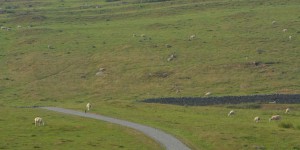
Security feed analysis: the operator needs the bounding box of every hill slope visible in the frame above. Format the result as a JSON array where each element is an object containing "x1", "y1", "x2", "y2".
[
  {"x1": 0, "y1": 0, "x2": 300, "y2": 149},
  {"x1": 1, "y1": 0, "x2": 299, "y2": 105}
]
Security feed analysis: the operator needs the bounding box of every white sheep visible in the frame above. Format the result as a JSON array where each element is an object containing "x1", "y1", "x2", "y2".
[
  {"x1": 47, "y1": 45, "x2": 54, "y2": 49},
  {"x1": 228, "y1": 110, "x2": 235, "y2": 117},
  {"x1": 165, "y1": 44, "x2": 172, "y2": 48},
  {"x1": 189, "y1": 35, "x2": 196, "y2": 40},
  {"x1": 289, "y1": 35, "x2": 292, "y2": 41},
  {"x1": 167, "y1": 54, "x2": 175, "y2": 61},
  {"x1": 285, "y1": 108, "x2": 290, "y2": 114},
  {"x1": 204, "y1": 92, "x2": 211, "y2": 96},
  {"x1": 269, "y1": 101, "x2": 276, "y2": 104},
  {"x1": 282, "y1": 29, "x2": 287, "y2": 32},
  {"x1": 269, "y1": 115, "x2": 281, "y2": 122},
  {"x1": 34, "y1": 117, "x2": 44, "y2": 126},
  {"x1": 85, "y1": 103, "x2": 91, "y2": 113},
  {"x1": 254, "y1": 116, "x2": 260, "y2": 123},
  {"x1": 1, "y1": 26, "x2": 6, "y2": 30}
]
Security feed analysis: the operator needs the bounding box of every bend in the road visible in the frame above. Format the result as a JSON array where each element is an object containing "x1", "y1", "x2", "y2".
[{"x1": 41, "y1": 107, "x2": 191, "y2": 150}]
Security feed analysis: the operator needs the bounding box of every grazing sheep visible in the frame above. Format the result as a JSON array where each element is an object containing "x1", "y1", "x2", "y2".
[
  {"x1": 282, "y1": 29, "x2": 287, "y2": 32},
  {"x1": 269, "y1": 101, "x2": 276, "y2": 104},
  {"x1": 165, "y1": 44, "x2": 172, "y2": 48},
  {"x1": 85, "y1": 103, "x2": 91, "y2": 113},
  {"x1": 167, "y1": 54, "x2": 175, "y2": 61},
  {"x1": 204, "y1": 92, "x2": 211, "y2": 96},
  {"x1": 1, "y1": 26, "x2": 6, "y2": 30},
  {"x1": 254, "y1": 116, "x2": 260, "y2": 123},
  {"x1": 228, "y1": 110, "x2": 235, "y2": 117},
  {"x1": 269, "y1": 115, "x2": 281, "y2": 122},
  {"x1": 289, "y1": 35, "x2": 292, "y2": 41},
  {"x1": 285, "y1": 108, "x2": 290, "y2": 114},
  {"x1": 47, "y1": 45, "x2": 52, "y2": 49},
  {"x1": 34, "y1": 117, "x2": 44, "y2": 126},
  {"x1": 189, "y1": 35, "x2": 196, "y2": 40}
]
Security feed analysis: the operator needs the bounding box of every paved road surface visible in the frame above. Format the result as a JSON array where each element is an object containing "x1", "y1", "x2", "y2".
[{"x1": 41, "y1": 107, "x2": 191, "y2": 150}]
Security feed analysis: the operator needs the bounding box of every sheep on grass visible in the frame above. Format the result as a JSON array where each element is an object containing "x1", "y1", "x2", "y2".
[
  {"x1": 85, "y1": 103, "x2": 91, "y2": 113},
  {"x1": 228, "y1": 110, "x2": 235, "y2": 117},
  {"x1": 34, "y1": 117, "x2": 44, "y2": 126},
  {"x1": 254, "y1": 116, "x2": 260, "y2": 123},
  {"x1": 269, "y1": 115, "x2": 281, "y2": 122}
]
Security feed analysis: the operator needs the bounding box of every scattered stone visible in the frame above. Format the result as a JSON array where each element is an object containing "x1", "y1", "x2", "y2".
[
  {"x1": 96, "y1": 67, "x2": 106, "y2": 77},
  {"x1": 167, "y1": 54, "x2": 176, "y2": 61}
]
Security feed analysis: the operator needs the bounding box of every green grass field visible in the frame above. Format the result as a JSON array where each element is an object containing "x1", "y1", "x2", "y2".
[
  {"x1": 1, "y1": 0, "x2": 299, "y2": 149},
  {"x1": 0, "y1": 106, "x2": 162, "y2": 150}
]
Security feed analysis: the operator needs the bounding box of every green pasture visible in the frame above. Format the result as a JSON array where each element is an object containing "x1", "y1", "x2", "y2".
[
  {"x1": 0, "y1": 0, "x2": 299, "y2": 149},
  {"x1": 0, "y1": 106, "x2": 162, "y2": 150}
]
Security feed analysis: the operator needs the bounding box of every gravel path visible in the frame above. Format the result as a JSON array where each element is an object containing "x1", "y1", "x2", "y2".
[{"x1": 41, "y1": 107, "x2": 191, "y2": 150}]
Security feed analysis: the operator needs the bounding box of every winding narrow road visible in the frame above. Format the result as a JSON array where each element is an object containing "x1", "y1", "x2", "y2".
[{"x1": 41, "y1": 107, "x2": 191, "y2": 150}]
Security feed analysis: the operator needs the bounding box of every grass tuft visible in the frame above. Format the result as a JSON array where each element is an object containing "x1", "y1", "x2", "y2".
[{"x1": 278, "y1": 122, "x2": 294, "y2": 129}]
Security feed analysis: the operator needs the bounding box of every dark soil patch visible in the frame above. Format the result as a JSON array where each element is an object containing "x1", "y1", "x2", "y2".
[{"x1": 142, "y1": 94, "x2": 300, "y2": 106}]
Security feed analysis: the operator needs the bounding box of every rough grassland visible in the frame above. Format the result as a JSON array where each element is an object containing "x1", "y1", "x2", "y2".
[
  {"x1": 0, "y1": 0, "x2": 299, "y2": 149},
  {"x1": 0, "y1": 106, "x2": 162, "y2": 150}
]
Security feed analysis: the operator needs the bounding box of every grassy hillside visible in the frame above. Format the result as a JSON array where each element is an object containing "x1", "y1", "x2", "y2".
[{"x1": 0, "y1": 0, "x2": 299, "y2": 149}]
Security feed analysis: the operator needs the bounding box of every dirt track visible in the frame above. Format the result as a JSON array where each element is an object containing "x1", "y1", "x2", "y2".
[{"x1": 41, "y1": 107, "x2": 191, "y2": 150}]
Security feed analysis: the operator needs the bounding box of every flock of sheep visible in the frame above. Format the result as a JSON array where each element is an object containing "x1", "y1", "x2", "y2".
[
  {"x1": 35, "y1": 102, "x2": 291, "y2": 126},
  {"x1": 227, "y1": 107, "x2": 290, "y2": 123},
  {"x1": 17, "y1": 19, "x2": 295, "y2": 127},
  {"x1": 34, "y1": 103, "x2": 92, "y2": 126},
  {"x1": 272, "y1": 20, "x2": 293, "y2": 41},
  {"x1": 0, "y1": 25, "x2": 24, "y2": 31}
]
